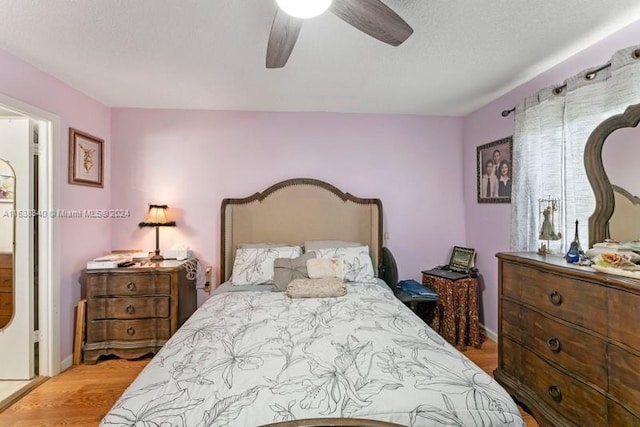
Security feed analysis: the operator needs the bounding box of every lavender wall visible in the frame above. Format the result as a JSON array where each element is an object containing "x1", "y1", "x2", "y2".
[
  {"x1": 110, "y1": 109, "x2": 465, "y2": 302},
  {"x1": 462, "y1": 19, "x2": 640, "y2": 335},
  {"x1": 0, "y1": 49, "x2": 111, "y2": 364}
]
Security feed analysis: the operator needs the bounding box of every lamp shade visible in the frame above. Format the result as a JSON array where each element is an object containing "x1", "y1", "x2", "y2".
[
  {"x1": 276, "y1": 0, "x2": 333, "y2": 19},
  {"x1": 139, "y1": 204, "x2": 176, "y2": 227}
]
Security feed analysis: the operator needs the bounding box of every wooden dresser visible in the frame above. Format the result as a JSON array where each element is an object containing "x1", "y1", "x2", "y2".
[
  {"x1": 495, "y1": 252, "x2": 640, "y2": 426},
  {"x1": 83, "y1": 261, "x2": 197, "y2": 364}
]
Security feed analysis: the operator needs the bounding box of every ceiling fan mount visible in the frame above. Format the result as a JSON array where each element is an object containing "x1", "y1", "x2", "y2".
[{"x1": 266, "y1": 0, "x2": 414, "y2": 69}]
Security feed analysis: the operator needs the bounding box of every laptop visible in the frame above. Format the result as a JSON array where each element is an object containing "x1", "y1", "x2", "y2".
[{"x1": 422, "y1": 246, "x2": 476, "y2": 281}]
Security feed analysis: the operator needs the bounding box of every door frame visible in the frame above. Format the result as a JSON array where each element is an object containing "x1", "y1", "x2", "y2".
[{"x1": 0, "y1": 93, "x2": 61, "y2": 377}]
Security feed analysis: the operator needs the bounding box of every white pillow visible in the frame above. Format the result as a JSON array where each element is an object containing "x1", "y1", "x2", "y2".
[
  {"x1": 232, "y1": 246, "x2": 302, "y2": 285},
  {"x1": 313, "y1": 246, "x2": 377, "y2": 283}
]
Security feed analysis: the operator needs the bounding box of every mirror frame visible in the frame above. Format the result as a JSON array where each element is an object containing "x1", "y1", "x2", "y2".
[{"x1": 585, "y1": 102, "x2": 640, "y2": 247}]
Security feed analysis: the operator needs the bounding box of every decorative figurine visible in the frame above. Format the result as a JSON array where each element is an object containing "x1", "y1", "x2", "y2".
[
  {"x1": 538, "y1": 196, "x2": 562, "y2": 254},
  {"x1": 565, "y1": 219, "x2": 583, "y2": 263}
]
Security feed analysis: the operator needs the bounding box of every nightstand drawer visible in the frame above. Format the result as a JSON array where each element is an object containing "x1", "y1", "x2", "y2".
[
  {"x1": 87, "y1": 318, "x2": 171, "y2": 342},
  {"x1": 87, "y1": 297, "x2": 169, "y2": 320},
  {"x1": 87, "y1": 274, "x2": 170, "y2": 297}
]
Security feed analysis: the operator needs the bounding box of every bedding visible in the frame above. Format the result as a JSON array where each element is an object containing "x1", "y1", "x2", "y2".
[
  {"x1": 102, "y1": 280, "x2": 524, "y2": 426},
  {"x1": 312, "y1": 246, "x2": 377, "y2": 283},
  {"x1": 232, "y1": 246, "x2": 303, "y2": 285}
]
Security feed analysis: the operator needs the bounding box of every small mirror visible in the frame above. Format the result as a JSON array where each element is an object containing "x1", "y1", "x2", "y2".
[{"x1": 0, "y1": 158, "x2": 15, "y2": 328}]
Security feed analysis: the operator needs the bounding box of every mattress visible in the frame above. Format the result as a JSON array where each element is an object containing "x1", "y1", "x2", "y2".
[{"x1": 101, "y1": 281, "x2": 523, "y2": 426}]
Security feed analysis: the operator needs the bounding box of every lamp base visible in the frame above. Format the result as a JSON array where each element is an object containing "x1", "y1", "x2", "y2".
[{"x1": 150, "y1": 254, "x2": 164, "y2": 262}]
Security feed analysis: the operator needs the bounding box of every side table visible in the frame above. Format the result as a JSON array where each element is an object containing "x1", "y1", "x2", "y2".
[{"x1": 423, "y1": 271, "x2": 485, "y2": 350}]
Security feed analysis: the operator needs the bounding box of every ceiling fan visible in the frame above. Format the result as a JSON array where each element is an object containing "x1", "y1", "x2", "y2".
[{"x1": 266, "y1": 0, "x2": 414, "y2": 68}]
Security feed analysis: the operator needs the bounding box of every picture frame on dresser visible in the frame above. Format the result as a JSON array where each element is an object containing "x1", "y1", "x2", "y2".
[
  {"x1": 69, "y1": 128, "x2": 104, "y2": 188},
  {"x1": 477, "y1": 136, "x2": 512, "y2": 203}
]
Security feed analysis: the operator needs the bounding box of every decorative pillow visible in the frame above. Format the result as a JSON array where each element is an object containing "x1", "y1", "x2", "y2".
[
  {"x1": 286, "y1": 277, "x2": 347, "y2": 299},
  {"x1": 273, "y1": 252, "x2": 317, "y2": 292},
  {"x1": 313, "y1": 246, "x2": 377, "y2": 283},
  {"x1": 304, "y1": 240, "x2": 362, "y2": 251},
  {"x1": 231, "y1": 246, "x2": 302, "y2": 285},
  {"x1": 307, "y1": 258, "x2": 342, "y2": 279}
]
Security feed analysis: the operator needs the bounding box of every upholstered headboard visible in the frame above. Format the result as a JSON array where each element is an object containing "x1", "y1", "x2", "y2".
[{"x1": 220, "y1": 178, "x2": 383, "y2": 282}]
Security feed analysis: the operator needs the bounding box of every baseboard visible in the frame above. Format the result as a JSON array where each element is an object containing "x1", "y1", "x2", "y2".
[
  {"x1": 481, "y1": 323, "x2": 497, "y2": 342},
  {"x1": 60, "y1": 354, "x2": 73, "y2": 372},
  {"x1": 0, "y1": 376, "x2": 48, "y2": 413}
]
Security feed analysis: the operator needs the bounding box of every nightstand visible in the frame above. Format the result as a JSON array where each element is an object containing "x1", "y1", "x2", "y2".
[
  {"x1": 82, "y1": 260, "x2": 197, "y2": 364},
  {"x1": 423, "y1": 271, "x2": 485, "y2": 350}
]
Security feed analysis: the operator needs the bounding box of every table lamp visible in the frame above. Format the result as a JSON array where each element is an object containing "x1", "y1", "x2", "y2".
[{"x1": 139, "y1": 204, "x2": 176, "y2": 261}]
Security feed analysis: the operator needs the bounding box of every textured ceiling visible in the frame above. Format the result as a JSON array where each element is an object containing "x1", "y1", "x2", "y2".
[{"x1": 1, "y1": 0, "x2": 639, "y2": 116}]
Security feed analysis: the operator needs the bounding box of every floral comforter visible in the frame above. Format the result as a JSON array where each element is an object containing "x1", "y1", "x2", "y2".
[{"x1": 101, "y1": 282, "x2": 523, "y2": 426}]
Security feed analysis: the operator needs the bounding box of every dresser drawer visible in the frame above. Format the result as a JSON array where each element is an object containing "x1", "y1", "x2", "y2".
[
  {"x1": 87, "y1": 274, "x2": 171, "y2": 297},
  {"x1": 609, "y1": 400, "x2": 640, "y2": 427},
  {"x1": 87, "y1": 318, "x2": 171, "y2": 342},
  {"x1": 512, "y1": 264, "x2": 606, "y2": 334},
  {"x1": 87, "y1": 297, "x2": 169, "y2": 320},
  {"x1": 522, "y1": 307, "x2": 607, "y2": 389},
  {"x1": 609, "y1": 288, "x2": 640, "y2": 352},
  {"x1": 501, "y1": 299, "x2": 521, "y2": 341},
  {"x1": 522, "y1": 348, "x2": 607, "y2": 425},
  {"x1": 609, "y1": 344, "x2": 640, "y2": 416},
  {"x1": 500, "y1": 336, "x2": 521, "y2": 381},
  {"x1": 500, "y1": 261, "x2": 521, "y2": 300}
]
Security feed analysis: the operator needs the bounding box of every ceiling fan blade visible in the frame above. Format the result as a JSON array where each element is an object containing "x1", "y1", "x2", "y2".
[
  {"x1": 266, "y1": 8, "x2": 304, "y2": 68},
  {"x1": 330, "y1": 0, "x2": 413, "y2": 46}
]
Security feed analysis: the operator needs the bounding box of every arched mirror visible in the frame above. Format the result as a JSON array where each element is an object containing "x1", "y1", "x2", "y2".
[
  {"x1": 0, "y1": 158, "x2": 15, "y2": 328},
  {"x1": 586, "y1": 103, "x2": 640, "y2": 247}
]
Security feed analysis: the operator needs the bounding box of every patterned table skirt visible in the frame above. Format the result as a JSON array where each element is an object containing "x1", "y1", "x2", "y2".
[{"x1": 423, "y1": 274, "x2": 486, "y2": 350}]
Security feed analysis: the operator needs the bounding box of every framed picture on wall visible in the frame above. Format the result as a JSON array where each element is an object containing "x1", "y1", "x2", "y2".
[
  {"x1": 0, "y1": 174, "x2": 15, "y2": 202},
  {"x1": 69, "y1": 128, "x2": 104, "y2": 188},
  {"x1": 477, "y1": 136, "x2": 513, "y2": 203}
]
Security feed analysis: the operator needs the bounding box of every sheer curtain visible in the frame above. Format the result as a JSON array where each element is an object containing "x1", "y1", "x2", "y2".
[{"x1": 511, "y1": 46, "x2": 640, "y2": 252}]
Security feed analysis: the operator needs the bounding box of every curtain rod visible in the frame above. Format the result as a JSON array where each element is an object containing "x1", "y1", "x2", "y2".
[{"x1": 501, "y1": 61, "x2": 616, "y2": 118}]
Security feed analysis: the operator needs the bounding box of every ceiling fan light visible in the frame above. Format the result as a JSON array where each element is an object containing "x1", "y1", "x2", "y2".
[{"x1": 276, "y1": 0, "x2": 333, "y2": 19}]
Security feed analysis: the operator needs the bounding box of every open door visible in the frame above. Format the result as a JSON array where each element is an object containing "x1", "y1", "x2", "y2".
[{"x1": 0, "y1": 118, "x2": 34, "y2": 379}]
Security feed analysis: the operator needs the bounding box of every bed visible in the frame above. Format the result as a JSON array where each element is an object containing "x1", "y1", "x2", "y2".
[{"x1": 101, "y1": 178, "x2": 523, "y2": 427}]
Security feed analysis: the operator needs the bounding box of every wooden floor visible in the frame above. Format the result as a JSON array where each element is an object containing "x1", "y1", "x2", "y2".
[{"x1": 0, "y1": 340, "x2": 539, "y2": 426}]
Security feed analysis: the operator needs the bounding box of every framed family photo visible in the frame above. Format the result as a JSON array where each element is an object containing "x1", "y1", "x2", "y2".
[
  {"x1": 477, "y1": 136, "x2": 513, "y2": 203},
  {"x1": 69, "y1": 128, "x2": 104, "y2": 188}
]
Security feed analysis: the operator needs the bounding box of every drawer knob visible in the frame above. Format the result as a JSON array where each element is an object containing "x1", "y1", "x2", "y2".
[
  {"x1": 548, "y1": 290, "x2": 562, "y2": 306},
  {"x1": 126, "y1": 281, "x2": 136, "y2": 291},
  {"x1": 126, "y1": 304, "x2": 135, "y2": 314},
  {"x1": 127, "y1": 327, "x2": 136, "y2": 336},
  {"x1": 547, "y1": 337, "x2": 561, "y2": 353},
  {"x1": 548, "y1": 384, "x2": 562, "y2": 402}
]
